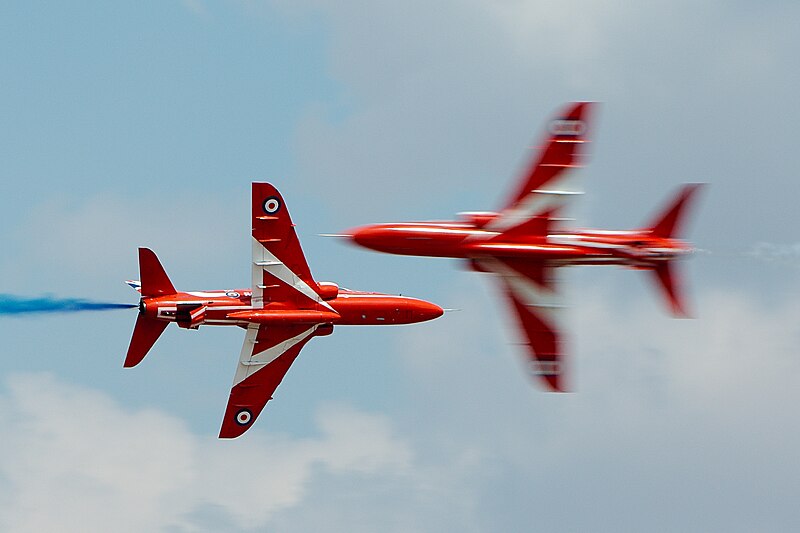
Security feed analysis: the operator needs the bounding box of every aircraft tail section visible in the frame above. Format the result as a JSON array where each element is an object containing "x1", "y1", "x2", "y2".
[
  {"x1": 642, "y1": 184, "x2": 704, "y2": 318},
  {"x1": 124, "y1": 248, "x2": 175, "y2": 367},
  {"x1": 125, "y1": 313, "x2": 169, "y2": 367},
  {"x1": 138, "y1": 248, "x2": 177, "y2": 297},
  {"x1": 648, "y1": 261, "x2": 689, "y2": 317},
  {"x1": 646, "y1": 184, "x2": 704, "y2": 239}
]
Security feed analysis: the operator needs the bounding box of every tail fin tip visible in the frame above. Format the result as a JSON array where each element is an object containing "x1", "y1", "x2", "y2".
[
  {"x1": 650, "y1": 261, "x2": 692, "y2": 319},
  {"x1": 648, "y1": 183, "x2": 705, "y2": 239},
  {"x1": 138, "y1": 248, "x2": 177, "y2": 297},
  {"x1": 124, "y1": 314, "x2": 169, "y2": 367}
]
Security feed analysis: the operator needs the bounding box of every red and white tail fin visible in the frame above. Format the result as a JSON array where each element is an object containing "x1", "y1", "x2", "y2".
[
  {"x1": 650, "y1": 261, "x2": 688, "y2": 318},
  {"x1": 125, "y1": 314, "x2": 169, "y2": 367},
  {"x1": 643, "y1": 184, "x2": 704, "y2": 318},
  {"x1": 251, "y1": 183, "x2": 331, "y2": 310},
  {"x1": 124, "y1": 248, "x2": 176, "y2": 367},
  {"x1": 646, "y1": 183, "x2": 704, "y2": 239},
  {"x1": 138, "y1": 248, "x2": 177, "y2": 297}
]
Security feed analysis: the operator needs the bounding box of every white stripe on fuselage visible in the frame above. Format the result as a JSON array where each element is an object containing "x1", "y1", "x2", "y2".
[
  {"x1": 335, "y1": 293, "x2": 419, "y2": 300},
  {"x1": 388, "y1": 226, "x2": 497, "y2": 237}
]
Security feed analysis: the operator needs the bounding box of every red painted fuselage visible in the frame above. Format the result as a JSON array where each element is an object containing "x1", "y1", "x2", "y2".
[
  {"x1": 138, "y1": 287, "x2": 443, "y2": 330},
  {"x1": 341, "y1": 102, "x2": 703, "y2": 393},
  {"x1": 348, "y1": 221, "x2": 694, "y2": 268}
]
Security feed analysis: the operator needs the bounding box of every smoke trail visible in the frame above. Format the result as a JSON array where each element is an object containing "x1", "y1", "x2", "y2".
[
  {"x1": 748, "y1": 242, "x2": 800, "y2": 265},
  {"x1": 0, "y1": 294, "x2": 137, "y2": 315}
]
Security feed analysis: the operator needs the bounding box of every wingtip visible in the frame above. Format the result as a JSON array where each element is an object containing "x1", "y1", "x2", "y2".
[{"x1": 541, "y1": 373, "x2": 570, "y2": 393}]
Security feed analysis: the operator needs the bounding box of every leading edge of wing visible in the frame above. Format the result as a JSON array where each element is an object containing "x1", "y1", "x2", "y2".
[
  {"x1": 504, "y1": 102, "x2": 594, "y2": 209},
  {"x1": 489, "y1": 102, "x2": 594, "y2": 233},
  {"x1": 479, "y1": 258, "x2": 568, "y2": 392},
  {"x1": 251, "y1": 182, "x2": 331, "y2": 310},
  {"x1": 219, "y1": 323, "x2": 324, "y2": 439}
]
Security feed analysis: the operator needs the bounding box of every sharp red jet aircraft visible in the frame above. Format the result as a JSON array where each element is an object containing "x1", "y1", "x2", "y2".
[
  {"x1": 124, "y1": 183, "x2": 443, "y2": 438},
  {"x1": 345, "y1": 102, "x2": 703, "y2": 392}
]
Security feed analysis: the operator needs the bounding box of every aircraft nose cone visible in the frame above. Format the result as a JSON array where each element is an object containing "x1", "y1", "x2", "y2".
[
  {"x1": 410, "y1": 300, "x2": 444, "y2": 323},
  {"x1": 347, "y1": 225, "x2": 382, "y2": 249}
]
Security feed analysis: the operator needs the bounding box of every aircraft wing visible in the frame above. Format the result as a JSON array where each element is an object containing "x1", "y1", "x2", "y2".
[
  {"x1": 477, "y1": 257, "x2": 568, "y2": 392},
  {"x1": 219, "y1": 323, "x2": 323, "y2": 438},
  {"x1": 488, "y1": 102, "x2": 593, "y2": 233},
  {"x1": 251, "y1": 182, "x2": 331, "y2": 310}
]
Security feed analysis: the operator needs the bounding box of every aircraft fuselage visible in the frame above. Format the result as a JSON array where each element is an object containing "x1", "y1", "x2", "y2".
[
  {"x1": 138, "y1": 288, "x2": 443, "y2": 330},
  {"x1": 348, "y1": 222, "x2": 694, "y2": 268}
]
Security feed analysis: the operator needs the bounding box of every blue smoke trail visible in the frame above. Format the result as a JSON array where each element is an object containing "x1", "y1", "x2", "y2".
[{"x1": 0, "y1": 294, "x2": 137, "y2": 315}]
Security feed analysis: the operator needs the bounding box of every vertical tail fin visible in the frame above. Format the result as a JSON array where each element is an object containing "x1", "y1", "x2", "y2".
[
  {"x1": 124, "y1": 248, "x2": 175, "y2": 367},
  {"x1": 138, "y1": 248, "x2": 176, "y2": 297},
  {"x1": 646, "y1": 183, "x2": 704, "y2": 238},
  {"x1": 644, "y1": 184, "x2": 704, "y2": 318}
]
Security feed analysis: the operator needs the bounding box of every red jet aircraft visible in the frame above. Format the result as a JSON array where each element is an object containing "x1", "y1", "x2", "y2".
[
  {"x1": 345, "y1": 102, "x2": 703, "y2": 392},
  {"x1": 124, "y1": 183, "x2": 443, "y2": 438}
]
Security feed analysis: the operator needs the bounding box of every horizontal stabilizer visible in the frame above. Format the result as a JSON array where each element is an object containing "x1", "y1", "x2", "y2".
[
  {"x1": 648, "y1": 261, "x2": 690, "y2": 318},
  {"x1": 125, "y1": 314, "x2": 169, "y2": 367}
]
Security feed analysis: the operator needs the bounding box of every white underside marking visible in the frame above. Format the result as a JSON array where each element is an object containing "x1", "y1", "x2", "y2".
[
  {"x1": 186, "y1": 291, "x2": 230, "y2": 298},
  {"x1": 548, "y1": 236, "x2": 627, "y2": 250},
  {"x1": 388, "y1": 226, "x2": 494, "y2": 236},
  {"x1": 232, "y1": 324, "x2": 319, "y2": 386},
  {"x1": 335, "y1": 294, "x2": 417, "y2": 300},
  {"x1": 487, "y1": 166, "x2": 582, "y2": 233},
  {"x1": 202, "y1": 305, "x2": 250, "y2": 311},
  {"x1": 478, "y1": 257, "x2": 565, "y2": 334}
]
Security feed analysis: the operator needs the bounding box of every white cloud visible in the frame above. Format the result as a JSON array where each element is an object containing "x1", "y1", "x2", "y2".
[
  {"x1": 389, "y1": 276, "x2": 800, "y2": 531},
  {"x1": 1, "y1": 277, "x2": 800, "y2": 531},
  {"x1": 180, "y1": 0, "x2": 209, "y2": 18},
  {"x1": 275, "y1": 0, "x2": 800, "y2": 257},
  {"x1": 0, "y1": 374, "x2": 411, "y2": 533}
]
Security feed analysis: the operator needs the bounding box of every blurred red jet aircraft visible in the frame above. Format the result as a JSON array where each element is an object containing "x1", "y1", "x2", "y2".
[
  {"x1": 124, "y1": 183, "x2": 443, "y2": 438},
  {"x1": 345, "y1": 102, "x2": 702, "y2": 392}
]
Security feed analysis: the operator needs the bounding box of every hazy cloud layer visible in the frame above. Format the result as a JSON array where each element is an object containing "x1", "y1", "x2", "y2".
[
  {"x1": 387, "y1": 277, "x2": 800, "y2": 532},
  {"x1": 0, "y1": 374, "x2": 411, "y2": 532},
  {"x1": 1, "y1": 280, "x2": 799, "y2": 532},
  {"x1": 281, "y1": 0, "x2": 800, "y2": 262}
]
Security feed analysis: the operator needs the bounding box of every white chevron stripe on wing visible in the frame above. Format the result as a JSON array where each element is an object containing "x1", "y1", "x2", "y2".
[
  {"x1": 250, "y1": 237, "x2": 335, "y2": 311},
  {"x1": 486, "y1": 170, "x2": 583, "y2": 233},
  {"x1": 232, "y1": 323, "x2": 319, "y2": 386},
  {"x1": 477, "y1": 257, "x2": 564, "y2": 333}
]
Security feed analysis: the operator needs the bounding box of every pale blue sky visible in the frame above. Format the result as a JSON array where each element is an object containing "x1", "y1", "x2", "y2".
[{"x1": 1, "y1": 1, "x2": 800, "y2": 531}]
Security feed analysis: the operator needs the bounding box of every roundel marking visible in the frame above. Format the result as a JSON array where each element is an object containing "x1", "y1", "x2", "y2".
[
  {"x1": 530, "y1": 360, "x2": 560, "y2": 376},
  {"x1": 549, "y1": 119, "x2": 586, "y2": 136},
  {"x1": 263, "y1": 196, "x2": 281, "y2": 214},
  {"x1": 235, "y1": 409, "x2": 253, "y2": 426},
  {"x1": 226, "y1": 291, "x2": 240, "y2": 298}
]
